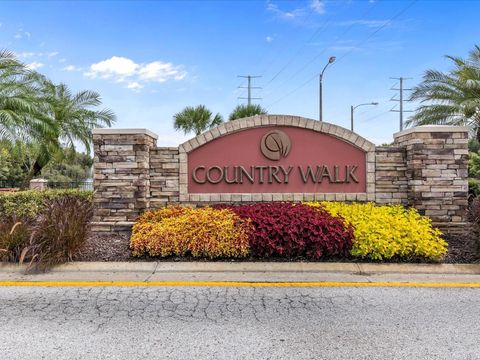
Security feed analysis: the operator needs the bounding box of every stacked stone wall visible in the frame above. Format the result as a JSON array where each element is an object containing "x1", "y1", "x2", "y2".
[
  {"x1": 91, "y1": 119, "x2": 470, "y2": 233},
  {"x1": 375, "y1": 146, "x2": 408, "y2": 205},
  {"x1": 394, "y1": 127, "x2": 469, "y2": 229},
  {"x1": 150, "y1": 147, "x2": 180, "y2": 208},
  {"x1": 92, "y1": 129, "x2": 157, "y2": 232}
]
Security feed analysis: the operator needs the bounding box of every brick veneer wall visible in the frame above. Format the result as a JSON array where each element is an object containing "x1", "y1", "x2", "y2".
[{"x1": 91, "y1": 118, "x2": 469, "y2": 233}]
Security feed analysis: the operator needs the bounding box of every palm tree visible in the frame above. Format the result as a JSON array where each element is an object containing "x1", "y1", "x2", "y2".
[
  {"x1": 173, "y1": 105, "x2": 223, "y2": 136},
  {"x1": 407, "y1": 45, "x2": 480, "y2": 140},
  {"x1": 27, "y1": 80, "x2": 116, "y2": 177},
  {"x1": 229, "y1": 104, "x2": 267, "y2": 121},
  {"x1": 0, "y1": 50, "x2": 54, "y2": 143}
]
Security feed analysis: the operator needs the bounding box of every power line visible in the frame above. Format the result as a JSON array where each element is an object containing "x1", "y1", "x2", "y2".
[
  {"x1": 237, "y1": 75, "x2": 262, "y2": 106},
  {"x1": 257, "y1": 5, "x2": 318, "y2": 81},
  {"x1": 265, "y1": 0, "x2": 418, "y2": 111},
  {"x1": 262, "y1": 18, "x2": 332, "y2": 89},
  {"x1": 335, "y1": 0, "x2": 418, "y2": 63},
  {"x1": 390, "y1": 76, "x2": 413, "y2": 131},
  {"x1": 265, "y1": 1, "x2": 378, "y2": 95}
]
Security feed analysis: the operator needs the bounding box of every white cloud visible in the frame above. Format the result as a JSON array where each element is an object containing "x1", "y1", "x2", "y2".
[
  {"x1": 85, "y1": 56, "x2": 138, "y2": 80},
  {"x1": 126, "y1": 81, "x2": 143, "y2": 90},
  {"x1": 26, "y1": 62, "x2": 44, "y2": 70},
  {"x1": 138, "y1": 61, "x2": 186, "y2": 82},
  {"x1": 266, "y1": 36, "x2": 274, "y2": 43},
  {"x1": 17, "y1": 51, "x2": 35, "y2": 58},
  {"x1": 14, "y1": 29, "x2": 31, "y2": 39},
  {"x1": 84, "y1": 56, "x2": 187, "y2": 90},
  {"x1": 59, "y1": 58, "x2": 67, "y2": 63},
  {"x1": 267, "y1": 1, "x2": 305, "y2": 20},
  {"x1": 62, "y1": 65, "x2": 80, "y2": 72},
  {"x1": 46, "y1": 51, "x2": 59, "y2": 58},
  {"x1": 310, "y1": 0, "x2": 325, "y2": 14}
]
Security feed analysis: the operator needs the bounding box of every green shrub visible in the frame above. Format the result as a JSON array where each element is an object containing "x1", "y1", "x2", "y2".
[
  {"x1": 0, "y1": 189, "x2": 93, "y2": 218},
  {"x1": 21, "y1": 196, "x2": 93, "y2": 272}
]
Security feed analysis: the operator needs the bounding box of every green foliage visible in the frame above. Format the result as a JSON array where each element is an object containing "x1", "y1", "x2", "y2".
[
  {"x1": 469, "y1": 178, "x2": 480, "y2": 197},
  {"x1": 469, "y1": 138, "x2": 480, "y2": 153},
  {"x1": 228, "y1": 104, "x2": 267, "y2": 121},
  {"x1": 408, "y1": 45, "x2": 480, "y2": 140},
  {"x1": 0, "y1": 141, "x2": 93, "y2": 184},
  {"x1": 0, "y1": 49, "x2": 115, "y2": 180},
  {"x1": 305, "y1": 202, "x2": 447, "y2": 261},
  {"x1": 22, "y1": 196, "x2": 93, "y2": 272},
  {"x1": 173, "y1": 105, "x2": 223, "y2": 136},
  {"x1": 40, "y1": 148, "x2": 93, "y2": 182},
  {"x1": 0, "y1": 50, "x2": 50, "y2": 143},
  {"x1": 469, "y1": 151, "x2": 480, "y2": 178},
  {"x1": 0, "y1": 189, "x2": 93, "y2": 218},
  {"x1": 0, "y1": 146, "x2": 24, "y2": 183}
]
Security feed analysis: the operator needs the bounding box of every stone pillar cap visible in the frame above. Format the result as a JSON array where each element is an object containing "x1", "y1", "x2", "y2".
[
  {"x1": 394, "y1": 125, "x2": 470, "y2": 138},
  {"x1": 92, "y1": 128, "x2": 158, "y2": 140}
]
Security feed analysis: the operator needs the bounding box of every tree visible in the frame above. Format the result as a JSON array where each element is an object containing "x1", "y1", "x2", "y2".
[
  {"x1": 173, "y1": 105, "x2": 223, "y2": 136},
  {"x1": 229, "y1": 104, "x2": 267, "y2": 121},
  {"x1": 27, "y1": 80, "x2": 115, "y2": 177},
  {"x1": 407, "y1": 45, "x2": 480, "y2": 140},
  {"x1": 0, "y1": 50, "x2": 54, "y2": 144}
]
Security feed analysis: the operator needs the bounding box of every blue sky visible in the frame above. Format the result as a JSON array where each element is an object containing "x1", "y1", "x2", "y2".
[{"x1": 1, "y1": 0, "x2": 479, "y2": 146}]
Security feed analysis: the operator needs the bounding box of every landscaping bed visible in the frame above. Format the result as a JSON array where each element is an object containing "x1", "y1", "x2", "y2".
[
  {"x1": 75, "y1": 228, "x2": 479, "y2": 264},
  {"x1": 2, "y1": 190, "x2": 479, "y2": 271}
]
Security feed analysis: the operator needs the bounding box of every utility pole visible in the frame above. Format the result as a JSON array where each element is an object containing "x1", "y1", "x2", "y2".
[
  {"x1": 238, "y1": 75, "x2": 262, "y2": 106},
  {"x1": 390, "y1": 77, "x2": 413, "y2": 131}
]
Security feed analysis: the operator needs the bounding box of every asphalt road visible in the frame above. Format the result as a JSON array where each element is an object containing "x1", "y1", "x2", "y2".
[{"x1": 0, "y1": 285, "x2": 479, "y2": 360}]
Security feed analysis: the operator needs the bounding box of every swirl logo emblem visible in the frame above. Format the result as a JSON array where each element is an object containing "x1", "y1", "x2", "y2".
[{"x1": 260, "y1": 130, "x2": 291, "y2": 161}]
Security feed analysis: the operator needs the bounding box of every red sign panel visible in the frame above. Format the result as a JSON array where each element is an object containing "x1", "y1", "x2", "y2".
[{"x1": 187, "y1": 126, "x2": 366, "y2": 193}]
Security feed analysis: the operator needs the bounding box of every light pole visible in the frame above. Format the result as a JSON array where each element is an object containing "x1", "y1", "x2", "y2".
[
  {"x1": 350, "y1": 102, "x2": 379, "y2": 132},
  {"x1": 319, "y1": 56, "x2": 336, "y2": 122}
]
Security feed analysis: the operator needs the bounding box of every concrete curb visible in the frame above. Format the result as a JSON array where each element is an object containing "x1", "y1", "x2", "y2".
[{"x1": 1, "y1": 261, "x2": 480, "y2": 275}]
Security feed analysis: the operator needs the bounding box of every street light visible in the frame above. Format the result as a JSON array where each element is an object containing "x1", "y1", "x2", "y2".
[
  {"x1": 319, "y1": 56, "x2": 336, "y2": 122},
  {"x1": 350, "y1": 102, "x2": 379, "y2": 132}
]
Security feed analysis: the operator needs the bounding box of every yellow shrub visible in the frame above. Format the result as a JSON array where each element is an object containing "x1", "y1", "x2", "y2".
[
  {"x1": 130, "y1": 206, "x2": 251, "y2": 258},
  {"x1": 305, "y1": 202, "x2": 447, "y2": 261}
]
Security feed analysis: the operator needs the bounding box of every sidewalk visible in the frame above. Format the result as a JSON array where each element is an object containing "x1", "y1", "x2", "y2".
[{"x1": 1, "y1": 261, "x2": 480, "y2": 286}]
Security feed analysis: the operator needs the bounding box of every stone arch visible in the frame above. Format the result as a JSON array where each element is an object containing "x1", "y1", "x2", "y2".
[
  {"x1": 179, "y1": 114, "x2": 375, "y2": 153},
  {"x1": 178, "y1": 114, "x2": 376, "y2": 203}
]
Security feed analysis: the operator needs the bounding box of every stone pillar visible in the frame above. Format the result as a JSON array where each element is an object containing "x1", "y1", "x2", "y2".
[
  {"x1": 91, "y1": 129, "x2": 157, "y2": 232},
  {"x1": 394, "y1": 126, "x2": 469, "y2": 231},
  {"x1": 29, "y1": 178, "x2": 48, "y2": 190}
]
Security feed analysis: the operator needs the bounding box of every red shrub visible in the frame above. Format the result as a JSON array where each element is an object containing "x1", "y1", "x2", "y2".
[{"x1": 218, "y1": 202, "x2": 353, "y2": 259}]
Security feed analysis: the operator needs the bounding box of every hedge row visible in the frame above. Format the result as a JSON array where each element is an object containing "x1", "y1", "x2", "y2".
[
  {"x1": 0, "y1": 189, "x2": 93, "y2": 218},
  {"x1": 130, "y1": 202, "x2": 447, "y2": 261}
]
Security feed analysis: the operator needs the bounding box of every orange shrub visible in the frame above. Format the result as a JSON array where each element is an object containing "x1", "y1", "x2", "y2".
[{"x1": 130, "y1": 206, "x2": 251, "y2": 258}]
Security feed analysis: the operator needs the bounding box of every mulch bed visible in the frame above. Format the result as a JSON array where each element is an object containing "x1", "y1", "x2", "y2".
[
  {"x1": 74, "y1": 232, "x2": 132, "y2": 262},
  {"x1": 75, "y1": 229, "x2": 480, "y2": 264},
  {"x1": 444, "y1": 232, "x2": 480, "y2": 263}
]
